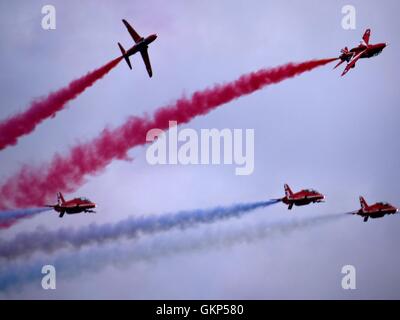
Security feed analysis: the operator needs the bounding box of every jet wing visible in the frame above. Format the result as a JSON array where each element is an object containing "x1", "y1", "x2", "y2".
[
  {"x1": 341, "y1": 49, "x2": 366, "y2": 76},
  {"x1": 140, "y1": 48, "x2": 153, "y2": 77},
  {"x1": 122, "y1": 19, "x2": 142, "y2": 43}
]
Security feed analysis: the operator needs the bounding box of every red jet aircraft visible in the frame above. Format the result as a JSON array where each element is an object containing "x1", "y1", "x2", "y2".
[
  {"x1": 279, "y1": 184, "x2": 325, "y2": 210},
  {"x1": 46, "y1": 192, "x2": 96, "y2": 218},
  {"x1": 353, "y1": 196, "x2": 398, "y2": 222},
  {"x1": 334, "y1": 28, "x2": 387, "y2": 76},
  {"x1": 118, "y1": 19, "x2": 157, "y2": 77}
]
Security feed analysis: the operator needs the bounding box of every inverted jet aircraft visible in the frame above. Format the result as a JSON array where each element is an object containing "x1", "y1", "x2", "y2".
[
  {"x1": 335, "y1": 28, "x2": 387, "y2": 76},
  {"x1": 118, "y1": 19, "x2": 157, "y2": 77}
]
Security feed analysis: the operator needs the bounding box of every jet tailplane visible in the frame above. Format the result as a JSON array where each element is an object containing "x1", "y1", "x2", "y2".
[{"x1": 118, "y1": 42, "x2": 132, "y2": 70}]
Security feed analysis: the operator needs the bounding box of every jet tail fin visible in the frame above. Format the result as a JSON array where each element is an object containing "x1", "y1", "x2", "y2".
[
  {"x1": 57, "y1": 192, "x2": 66, "y2": 205},
  {"x1": 284, "y1": 184, "x2": 293, "y2": 198},
  {"x1": 362, "y1": 29, "x2": 371, "y2": 45},
  {"x1": 359, "y1": 196, "x2": 368, "y2": 210},
  {"x1": 118, "y1": 42, "x2": 132, "y2": 70}
]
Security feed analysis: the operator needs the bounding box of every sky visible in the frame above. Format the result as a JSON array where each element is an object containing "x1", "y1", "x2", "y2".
[{"x1": 0, "y1": 0, "x2": 399, "y2": 299}]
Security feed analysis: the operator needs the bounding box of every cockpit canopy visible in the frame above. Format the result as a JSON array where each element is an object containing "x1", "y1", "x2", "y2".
[
  {"x1": 377, "y1": 202, "x2": 390, "y2": 206},
  {"x1": 304, "y1": 189, "x2": 318, "y2": 193},
  {"x1": 79, "y1": 197, "x2": 91, "y2": 202}
]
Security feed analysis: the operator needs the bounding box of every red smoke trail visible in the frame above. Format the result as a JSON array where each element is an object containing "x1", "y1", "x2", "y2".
[
  {"x1": 0, "y1": 57, "x2": 122, "y2": 151},
  {"x1": 0, "y1": 58, "x2": 336, "y2": 212},
  {"x1": 0, "y1": 221, "x2": 13, "y2": 229}
]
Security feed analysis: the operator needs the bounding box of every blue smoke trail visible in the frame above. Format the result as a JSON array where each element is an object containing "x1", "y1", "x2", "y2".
[
  {"x1": 0, "y1": 200, "x2": 279, "y2": 259},
  {"x1": 0, "y1": 207, "x2": 51, "y2": 224},
  {"x1": 0, "y1": 212, "x2": 348, "y2": 292}
]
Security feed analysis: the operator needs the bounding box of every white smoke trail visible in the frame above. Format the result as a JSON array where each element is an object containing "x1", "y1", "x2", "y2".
[
  {"x1": 0, "y1": 212, "x2": 349, "y2": 291},
  {"x1": 0, "y1": 208, "x2": 51, "y2": 224},
  {"x1": 0, "y1": 200, "x2": 278, "y2": 259}
]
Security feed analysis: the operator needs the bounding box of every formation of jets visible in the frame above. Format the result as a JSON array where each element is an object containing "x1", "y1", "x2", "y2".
[
  {"x1": 274, "y1": 184, "x2": 398, "y2": 222},
  {"x1": 114, "y1": 22, "x2": 387, "y2": 79},
  {"x1": 47, "y1": 184, "x2": 398, "y2": 223},
  {"x1": 42, "y1": 21, "x2": 395, "y2": 223}
]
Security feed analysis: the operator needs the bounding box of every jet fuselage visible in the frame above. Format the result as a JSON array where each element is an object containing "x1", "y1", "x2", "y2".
[
  {"x1": 350, "y1": 42, "x2": 387, "y2": 58},
  {"x1": 125, "y1": 34, "x2": 157, "y2": 57},
  {"x1": 281, "y1": 194, "x2": 325, "y2": 207},
  {"x1": 357, "y1": 203, "x2": 398, "y2": 219}
]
